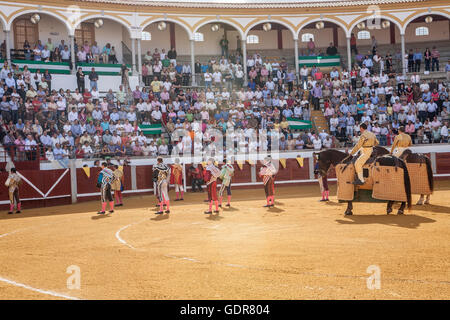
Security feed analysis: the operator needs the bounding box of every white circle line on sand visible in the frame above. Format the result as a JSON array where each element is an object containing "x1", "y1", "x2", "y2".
[
  {"x1": 115, "y1": 218, "x2": 149, "y2": 251},
  {"x1": 0, "y1": 229, "x2": 22, "y2": 238},
  {"x1": 0, "y1": 276, "x2": 81, "y2": 300}
]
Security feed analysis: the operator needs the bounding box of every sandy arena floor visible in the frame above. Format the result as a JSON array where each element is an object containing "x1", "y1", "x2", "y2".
[{"x1": 0, "y1": 181, "x2": 449, "y2": 300}]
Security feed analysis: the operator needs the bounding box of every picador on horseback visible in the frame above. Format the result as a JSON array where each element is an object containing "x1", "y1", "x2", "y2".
[
  {"x1": 314, "y1": 121, "x2": 434, "y2": 215},
  {"x1": 349, "y1": 123, "x2": 379, "y2": 185},
  {"x1": 390, "y1": 126, "x2": 412, "y2": 158}
]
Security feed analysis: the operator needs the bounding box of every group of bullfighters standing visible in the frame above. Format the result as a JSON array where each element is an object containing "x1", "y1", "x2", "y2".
[
  {"x1": 152, "y1": 156, "x2": 278, "y2": 215},
  {"x1": 4, "y1": 157, "x2": 278, "y2": 215}
]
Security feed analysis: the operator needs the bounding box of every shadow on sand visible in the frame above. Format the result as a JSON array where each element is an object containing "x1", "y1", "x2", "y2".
[
  {"x1": 91, "y1": 213, "x2": 112, "y2": 220},
  {"x1": 412, "y1": 204, "x2": 450, "y2": 214},
  {"x1": 150, "y1": 214, "x2": 170, "y2": 221},
  {"x1": 336, "y1": 214, "x2": 435, "y2": 229},
  {"x1": 206, "y1": 214, "x2": 224, "y2": 221}
]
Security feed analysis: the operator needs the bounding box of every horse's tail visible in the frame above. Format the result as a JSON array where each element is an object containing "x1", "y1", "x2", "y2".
[
  {"x1": 399, "y1": 159, "x2": 412, "y2": 210},
  {"x1": 424, "y1": 155, "x2": 434, "y2": 193}
]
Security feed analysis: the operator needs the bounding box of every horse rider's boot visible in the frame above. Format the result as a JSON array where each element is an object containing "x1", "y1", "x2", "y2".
[
  {"x1": 353, "y1": 172, "x2": 365, "y2": 185},
  {"x1": 353, "y1": 177, "x2": 365, "y2": 185}
]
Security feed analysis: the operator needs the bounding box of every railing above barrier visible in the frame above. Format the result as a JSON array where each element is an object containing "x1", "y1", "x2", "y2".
[{"x1": 0, "y1": 145, "x2": 41, "y2": 170}]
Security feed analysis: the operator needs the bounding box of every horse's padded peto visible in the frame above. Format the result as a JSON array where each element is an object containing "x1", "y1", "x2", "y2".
[
  {"x1": 406, "y1": 163, "x2": 432, "y2": 195},
  {"x1": 336, "y1": 163, "x2": 355, "y2": 201},
  {"x1": 372, "y1": 165, "x2": 408, "y2": 202}
]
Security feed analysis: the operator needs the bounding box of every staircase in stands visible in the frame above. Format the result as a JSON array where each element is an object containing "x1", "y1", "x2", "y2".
[{"x1": 311, "y1": 101, "x2": 330, "y2": 135}]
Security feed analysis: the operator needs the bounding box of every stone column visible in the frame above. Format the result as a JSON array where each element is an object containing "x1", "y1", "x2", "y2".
[
  {"x1": 137, "y1": 38, "x2": 142, "y2": 84},
  {"x1": 131, "y1": 38, "x2": 137, "y2": 76},
  {"x1": 69, "y1": 35, "x2": 76, "y2": 74},
  {"x1": 346, "y1": 36, "x2": 352, "y2": 70},
  {"x1": 400, "y1": 33, "x2": 406, "y2": 76},
  {"x1": 241, "y1": 39, "x2": 247, "y2": 86},
  {"x1": 4, "y1": 30, "x2": 11, "y2": 65},
  {"x1": 294, "y1": 38, "x2": 299, "y2": 82},
  {"x1": 190, "y1": 39, "x2": 196, "y2": 86}
]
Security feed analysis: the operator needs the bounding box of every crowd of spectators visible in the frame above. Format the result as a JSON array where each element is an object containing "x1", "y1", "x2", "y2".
[
  {"x1": 0, "y1": 38, "x2": 119, "y2": 66},
  {"x1": 0, "y1": 40, "x2": 449, "y2": 165}
]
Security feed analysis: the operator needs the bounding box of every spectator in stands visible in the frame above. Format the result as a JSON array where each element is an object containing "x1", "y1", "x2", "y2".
[
  {"x1": 101, "y1": 43, "x2": 111, "y2": 63},
  {"x1": 33, "y1": 45, "x2": 42, "y2": 61},
  {"x1": 350, "y1": 33, "x2": 357, "y2": 54},
  {"x1": 76, "y1": 67, "x2": 85, "y2": 93},
  {"x1": 326, "y1": 42, "x2": 337, "y2": 56},
  {"x1": 89, "y1": 68, "x2": 99, "y2": 91},
  {"x1": 413, "y1": 48, "x2": 422, "y2": 73},
  {"x1": 431, "y1": 46, "x2": 440, "y2": 72},
  {"x1": 424, "y1": 48, "x2": 432, "y2": 72},
  {"x1": 220, "y1": 35, "x2": 229, "y2": 58},
  {"x1": 307, "y1": 38, "x2": 315, "y2": 55},
  {"x1": 77, "y1": 47, "x2": 87, "y2": 63},
  {"x1": 109, "y1": 46, "x2": 118, "y2": 64},
  {"x1": 23, "y1": 40, "x2": 32, "y2": 60}
]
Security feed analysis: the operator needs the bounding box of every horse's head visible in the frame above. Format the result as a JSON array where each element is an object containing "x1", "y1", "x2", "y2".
[{"x1": 313, "y1": 151, "x2": 332, "y2": 177}]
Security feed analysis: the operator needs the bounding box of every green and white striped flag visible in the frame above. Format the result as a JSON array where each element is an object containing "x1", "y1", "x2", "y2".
[
  {"x1": 287, "y1": 118, "x2": 312, "y2": 130},
  {"x1": 298, "y1": 55, "x2": 341, "y2": 67},
  {"x1": 139, "y1": 124, "x2": 162, "y2": 135},
  {"x1": 0, "y1": 59, "x2": 71, "y2": 74},
  {"x1": 77, "y1": 62, "x2": 132, "y2": 76}
]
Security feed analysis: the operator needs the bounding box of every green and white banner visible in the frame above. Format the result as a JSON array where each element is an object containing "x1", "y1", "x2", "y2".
[
  {"x1": 298, "y1": 55, "x2": 341, "y2": 67},
  {"x1": 76, "y1": 63, "x2": 132, "y2": 76},
  {"x1": 0, "y1": 59, "x2": 70, "y2": 74},
  {"x1": 139, "y1": 124, "x2": 162, "y2": 135},
  {"x1": 287, "y1": 118, "x2": 312, "y2": 130},
  {"x1": 0, "y1": 60, "x2": 132, "y2": 75}
]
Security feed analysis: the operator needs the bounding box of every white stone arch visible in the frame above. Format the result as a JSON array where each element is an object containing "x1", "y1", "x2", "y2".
[
  {"x1": 297, "y1": 17, "x2": 349, "y2": 39},
  {"x1": 402, "y1": 11, "x2": 450, "y2": 34},
  {"x1": 0, "y1": 15, "x2": 7, "y2": 30},
  {"x1": 7, "y1": 9, "x2": 72, "y2": 33},
  {"x1": 193, "y1": 19, "x2": 245, "y2": 39},
  {"x1": 73, "y1": 14, "x2": 132, "y2": 37},
  {"x1": 141, "y1": 18, "x2": 192, "y2": 40},
  {"x1": 348, "y1": 15, "x2": 403, "y2": 37},
  {"x1": 244, "y1": 19, "x2": 297, "y2": 40}
]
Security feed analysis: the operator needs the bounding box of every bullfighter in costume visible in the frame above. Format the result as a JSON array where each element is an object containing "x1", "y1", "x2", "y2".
[
  {"x1": 204, "y1": 158, "x2": 221, "y2": 214},
  {"x1": 170, "y1": 158, "x2": 184, "y2": 201},
  {"x1": 259, "y1": 157, "x2": 277, "y2": 208},
  {"x1": 5, "y1": 168, "x2": 22, "y2": 214},
  {"x1": 218, "y1": 161, "x2": 234, "y2": 207},
  {"x1": 97, "y1": 162, "x2": 115, "y2": 214},
  {"x1": 314, "y1": 162, "x2": 329, "y2": 201},
  {"x1": 154, "y1": 157, "x2": 171, "y2": 214},
  {"x1": 111, "y1": 165, "x2": 124, "y2": 207}
]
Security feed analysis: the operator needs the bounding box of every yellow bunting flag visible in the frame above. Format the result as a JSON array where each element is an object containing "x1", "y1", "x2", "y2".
[
  {"x1": 296, "y1": 157, "x2": 304, "y2": 167},
  {"x1": 280, "y1": 159, "x2": 287, "y2": 169},
  {"x1": 82, "y1": 166, "x2": 90, "y2": 178},
  {"x1": 236, "y1": 161, "x2": 244, "y2": 170},
  {"x1": 247, "y1": 159, "x2": 255, "y2": 165}
]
